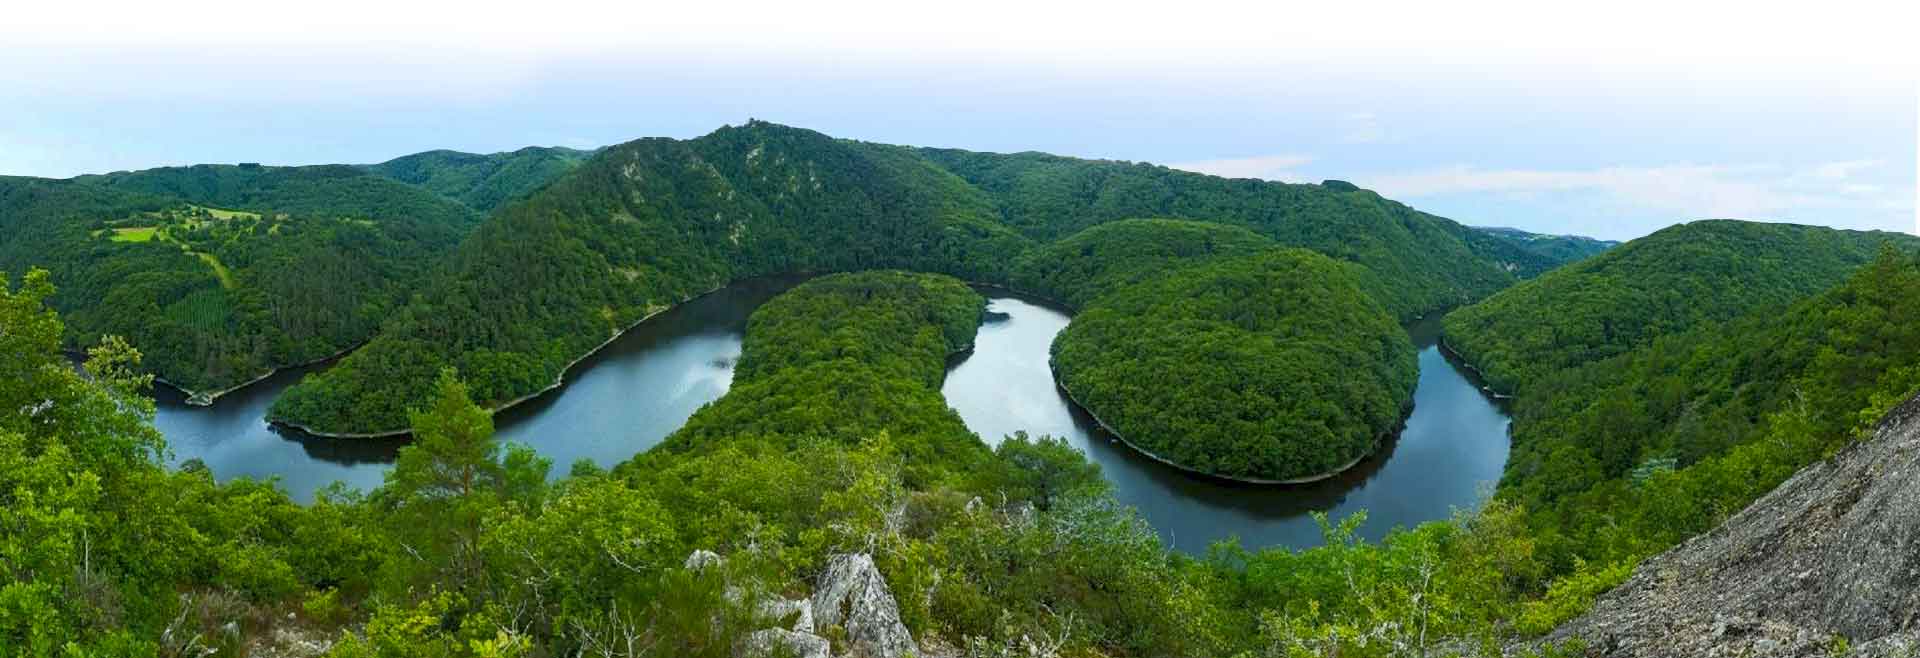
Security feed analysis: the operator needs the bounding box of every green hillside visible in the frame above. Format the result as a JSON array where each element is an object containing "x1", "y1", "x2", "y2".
[
  {"x1": 269, "y1": 122, "x2": 1033, "y2": 433},
  {"x1": 1443, "y1": 219, "x2": 1920, "y2": 394},
  {"x1": 1008, "y1": 218, "x2": 1277, "y2": 308},
  {"x1": 648, "y1": 271, "x2": 990, "y2": 483},
  {"x1": 1449, "y1": 225, "x2": 1617, "y2": 278},
  {"x1": 1472, "y1": 226, "x2": 1618, "y2": 271},
  {"x1": 0, "y1": 165, "x2": 480, "y2": 396},
  {"x1": 361, "y1": 146, "x2": 594, "y2": 212},
  {"x1": 10, "y1": 191, "x2": 1920, "y2": 658},
  {"x1": 918, "y1": 149, "x2": 1519, "y2": 318},
  {"x1": 272, "y1": 121, "x2": 1534, "y2": 435},
  {"x1": 1495, "y1": 247, "x2": 1920, "y2": 576}
]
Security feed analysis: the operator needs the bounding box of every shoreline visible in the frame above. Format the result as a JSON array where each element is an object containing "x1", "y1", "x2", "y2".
[
  {"x1": 146, "y1": 341, "x2": 366, "y2": 406},
  {"x1": 270, "y1": 276, "x2": 1051, "y2": 437},
  {"x1": 270, "y1": 278, "x2": 775, "y2": 439},
  {"x1": 1004, "y1": 284, "x2": 1419, "y2": 486},
  {"x1": 1049, "y1": 365, "x2": 1393, "y2": 486},
  {"x1": 1435, "y1": 336, "x2": 1515, "y2": 400}
]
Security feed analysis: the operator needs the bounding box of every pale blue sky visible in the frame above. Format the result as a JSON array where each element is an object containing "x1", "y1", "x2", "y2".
[{"x1": 3, "y1": 1, "x2": 1914, "y2": 241}]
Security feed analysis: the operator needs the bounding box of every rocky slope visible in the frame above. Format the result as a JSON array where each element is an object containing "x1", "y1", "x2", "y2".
[{"x1": 1535, "y1": 393, "x2": 1920, "y2": 656}]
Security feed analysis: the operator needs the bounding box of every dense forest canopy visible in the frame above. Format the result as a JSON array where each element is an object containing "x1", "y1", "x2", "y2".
[
  {"x1": 1008, "y1": 218, "x2": 1278, "y2": 308},
  {"x1": 268, "y1": 122, "x2": 1035, "y2": 433},
  {"x1": 1443, "y1": 220, "x2": 1920, "y2": 395},
  {"x1": 650, "y1": 271, "x2": 991, "y2": 481},
  {"x1": 267, "y1": 121, "x2": 1572, "y2": 435},
  {"x1": 21, "y1": 243, "x2": 1914, "y2": 655},
  {"x1": 0, "y1": 166, "x2": 480, "y2": 396},
  {"x1": 1470, "y1": 226, "x2": 1618, "y2": 274},
  {"x1": 1490, "y1": 247, "x2": 1920, "y2": 572},
  {"x1": 916, "y1": 148, "x2": 1532, "y2": 318},
  {"x1": 1051, "y1": 248, "x2": 1418, "y2": 481},
  {"x1": 8, "y1": 126, "x2": 1920, "y2": 655},
  {"x1": 0, "y1": 266, "x2": 1545, "y2": 657},
  {"x1": 359, "y1": 146, "x2": 594, "y2": 213}
]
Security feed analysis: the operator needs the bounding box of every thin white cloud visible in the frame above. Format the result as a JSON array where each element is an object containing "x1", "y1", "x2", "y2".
[
  {"x1": 1169, "y1": 154, "x2": 1315, "y2": 181},
  {"x1": 1808, "y1": 159, "x2": 1880, "y2": 180},
  {"x1": 1339, "y1": 112, "x2": 1386, "y2": 144},
  {"x1": 1358, "y1": 161, "x2": 1909, "y2": 222}
]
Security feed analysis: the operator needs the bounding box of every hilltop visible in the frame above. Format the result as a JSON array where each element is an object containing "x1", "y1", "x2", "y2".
[{"x1": 270, "y1": 120, "x2": 1560, "y2": 435}]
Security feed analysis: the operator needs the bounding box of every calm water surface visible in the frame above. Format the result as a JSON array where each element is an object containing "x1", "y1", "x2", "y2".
[
  {"x1": 941, "y1": 294, "x2": 1512, "y2": 552},
  {"x1": 153, "y1": 276, "x2": 804, "y2": 498},
  {"x1": 155, "y1": 280, "x2": 1511, "y2": 552}
]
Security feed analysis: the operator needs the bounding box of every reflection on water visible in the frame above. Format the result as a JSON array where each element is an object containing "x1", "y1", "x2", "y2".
[
  {"x1": 154, "y1": 278, "x2": 1511, "y2": 553},
  {"x1": 152, "y1": 361, "x2": 402, "y2": 497},
  {"x1": 153, "y1": 276, "x2": 806, "y2": 501},
  {"x1": 941, "y1": 294, "x2": 1513, "y2": 552}
]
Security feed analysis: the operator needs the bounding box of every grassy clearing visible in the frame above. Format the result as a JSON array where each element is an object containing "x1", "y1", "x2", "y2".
[{"x1": 109, "y1": 227, "x2": 159, "y2": 243}]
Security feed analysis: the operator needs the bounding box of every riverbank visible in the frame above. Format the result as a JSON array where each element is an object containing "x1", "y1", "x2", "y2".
[
  {"x1": 270, "y1": 275, "x2": 833, "y2": 439},
  {"x1": 270, "y1": 282, "x2": 749, "y2": 438},
  {"x1": 146, "y1": 341, "x2": 365, "y2": 406},
  {"x1": 1435, "y1": 337, "x2": 1514, "y2": 400},
  {"x1": 1050, "y1": 364, "x2": 1404, "y2": 485}
]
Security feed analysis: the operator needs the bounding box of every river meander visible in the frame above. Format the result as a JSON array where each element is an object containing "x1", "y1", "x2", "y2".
[{"x1": 153, "y1": 278, "x2": 1511, "y2": 552}]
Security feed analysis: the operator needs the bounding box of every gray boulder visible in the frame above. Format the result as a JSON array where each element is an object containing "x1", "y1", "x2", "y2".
[
  {"x1": 736, "y1": 628, "x2": 831, "y2": 658},
  {"x1": 685, "y1": 549, "x2": 725, "y2": 572},
  {"x1": 760, "y1": 595, "x2": 815, "y2": 634},
  {"x1": 812, "y1": 553, "x2": 916, "y2": 658}
]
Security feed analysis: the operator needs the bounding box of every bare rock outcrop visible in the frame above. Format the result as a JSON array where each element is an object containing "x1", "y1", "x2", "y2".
[
  {"x1": 737, "y1": 628, "x2": 832, "y2": 658},
  {"x1": 811, "y1": 553, "x2": 917, "y2": 658},
  {"x1": 686, "y1": 549, "x2": 726, "y2": 572},
  {"x1": 691, "y1": 550, "x2": 919, "y2": 658},
  {"x1": 1537, "y1": 394, "x2": 1920, "y2": 656}
]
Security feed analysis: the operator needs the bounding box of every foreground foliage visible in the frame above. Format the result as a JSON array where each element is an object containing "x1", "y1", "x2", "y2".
[
  {"x1": 9, "y1": 251, "x2": 1920, "y2": 656},
  {"x1": 0, "y1": 267, "x2": 1529, "y2": 657}
]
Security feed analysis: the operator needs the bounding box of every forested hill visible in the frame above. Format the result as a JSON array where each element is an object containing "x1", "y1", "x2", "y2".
[
  {"x1": 268, "y1": 121, "x2": 1033, "y2": 433},
  {"x1": 360, "y1": 146, "x2": 595, "y2": 213},
  {"x1": 1474, "y1": 226, "x2": 1617, "y2": 266},
  {"x1": 0, "y1": 165, "x2": 480, "y2": 397},
  {"x1": 267, "y1": 120, "x2": 1552, "y2": 435},
  {"x1": 916, "y1": 149, "x2": 1531, "y2": 316},
  {"x1": 1443, "y1": 219, "x2": 1920, "y2": 395},
  {"x1": 75, "y1": 164, "x2": 479, "y2": 241},
  {"x1": 1454, "y1": 225, "x2": 1618, "y2": 278},
  {"x1": 1052, "y1": 248, "x2": 1417, "y2": 481}
]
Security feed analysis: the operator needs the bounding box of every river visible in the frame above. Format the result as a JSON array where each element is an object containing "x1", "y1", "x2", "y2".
[
  {"x1": 941, "y1": 294, "x2": 1512, "y2": 552},
  {"x1": 153, "y1": 279, "x2": 1511, "y2": 552}
]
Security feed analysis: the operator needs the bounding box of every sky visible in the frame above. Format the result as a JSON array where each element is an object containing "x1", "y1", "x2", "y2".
[{"x1": 3, "y1": 0, "x2": 1915, "y2": 241}]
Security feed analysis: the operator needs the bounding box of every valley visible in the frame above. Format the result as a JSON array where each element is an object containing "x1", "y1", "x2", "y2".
[
  {"x1": 6, "y1": 121, "x2": 1918, "y2": 657},
  {"x1": 148, "y1": 278, "x2": 1513, "y2": 554}
]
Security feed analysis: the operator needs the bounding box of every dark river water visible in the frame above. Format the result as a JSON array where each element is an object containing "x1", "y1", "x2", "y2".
[{"x1": 153, "y1": 279, "x2": 1511, "y2": 552}]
